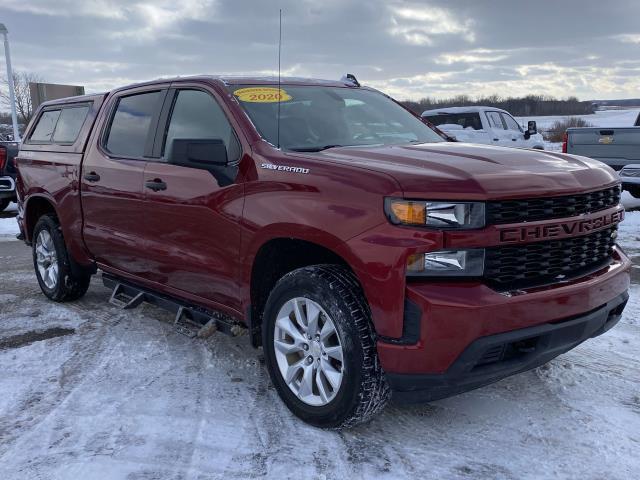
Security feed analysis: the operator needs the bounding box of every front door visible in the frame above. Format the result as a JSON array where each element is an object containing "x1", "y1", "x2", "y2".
[
  {"x1": 81, "y1": 87, "x2": 168, "y2": 276},
  {"x1": 141, "y1": 87, "x2": 244, "y2": 312},
  {"x1": 501, "y1": 112, "x2": 526, "y2": 147}
]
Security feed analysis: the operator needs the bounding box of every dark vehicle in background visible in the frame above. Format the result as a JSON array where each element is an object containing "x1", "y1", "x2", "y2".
[
  {"x1": 0, "y1": 140, "x2": 19, "y2": 211},
  {"x1": 15, "y1": 76, "x2": 631, "y2": 428}
]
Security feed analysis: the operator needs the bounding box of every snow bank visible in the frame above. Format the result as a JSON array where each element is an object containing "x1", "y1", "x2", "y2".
[
  {"x1": 516, "y1": 108, "x2": 640, "y2": 131},
  {"x1": 0, "y1": 203, "x2": 19, "y2": 241}
]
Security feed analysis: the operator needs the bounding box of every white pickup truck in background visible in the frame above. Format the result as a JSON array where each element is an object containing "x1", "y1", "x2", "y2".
[{"x1": 422, "y1": 106, "x2": 544, "y2": 149}]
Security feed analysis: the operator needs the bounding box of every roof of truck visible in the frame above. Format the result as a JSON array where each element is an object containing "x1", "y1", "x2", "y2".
[
  {"x1": 35, "y1": 76, "x2": 364, "y2": 110},
  {"x1": 422, "y1": 106, "x2": 510, "y2": 116}
]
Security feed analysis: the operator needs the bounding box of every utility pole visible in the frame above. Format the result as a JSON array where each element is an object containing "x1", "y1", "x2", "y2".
[{"x1": 0, "y1": 23, "x2": 20, "y2": 142}]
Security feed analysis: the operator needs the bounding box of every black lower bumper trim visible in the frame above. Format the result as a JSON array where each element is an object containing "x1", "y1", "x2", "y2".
[{"x1": 387, "y1": 292, "x2": 629, "y2": 404}]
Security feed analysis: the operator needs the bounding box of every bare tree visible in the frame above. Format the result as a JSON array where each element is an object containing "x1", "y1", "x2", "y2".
[{"x1": 0, "y1": 71, "x2": 44, "y2": 125}]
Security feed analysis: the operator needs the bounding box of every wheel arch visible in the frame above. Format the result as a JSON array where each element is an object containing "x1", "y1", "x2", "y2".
[
  {"x1": 246, "y1": 232, "x2": 361, "y2": 347},
  {"x1": 23, "y1": 194, "x2": 58, "y2": 242}
]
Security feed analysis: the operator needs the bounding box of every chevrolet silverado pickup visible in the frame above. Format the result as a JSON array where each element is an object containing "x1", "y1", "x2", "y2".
[{"x1": 16, "y1": 76, "x2": 631, "y2": 428}]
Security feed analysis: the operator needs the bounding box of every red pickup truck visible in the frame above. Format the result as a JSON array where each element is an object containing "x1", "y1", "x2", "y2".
[{"x1": 15, "y1": 76, "x2": 631, "y2": 428}]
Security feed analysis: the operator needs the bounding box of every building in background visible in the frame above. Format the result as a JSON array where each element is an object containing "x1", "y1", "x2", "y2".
[{"x1": 29, "y1": 82, "x2": 85, "y2": 110}]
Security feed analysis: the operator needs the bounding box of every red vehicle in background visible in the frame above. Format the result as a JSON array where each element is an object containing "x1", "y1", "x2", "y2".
[{"x1": 15, "y1": 75, "x2": 630, "y2": 428}]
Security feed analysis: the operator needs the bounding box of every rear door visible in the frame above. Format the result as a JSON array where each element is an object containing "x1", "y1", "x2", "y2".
[
  {"x1": 567, "y1": 127, "x2": 640, "y2": 170},
  {"x1": 140, "y1": 84, "x2": 245, "y2": 312},
  {"x1": 81, "y1": 86, "x2": 168, "y2": 275},
  {"x1": 485, "y1": 111, "x2": 511, "y2": 147}
]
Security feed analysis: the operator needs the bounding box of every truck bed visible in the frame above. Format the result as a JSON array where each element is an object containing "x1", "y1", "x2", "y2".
[{"x1": 566, "y1": 127, "x2": 640, "y2": 170}]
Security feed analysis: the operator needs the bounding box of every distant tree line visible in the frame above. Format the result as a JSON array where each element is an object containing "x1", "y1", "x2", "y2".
[{"x1": 401, "y1": 95, "x2": 595, "y2": 117}]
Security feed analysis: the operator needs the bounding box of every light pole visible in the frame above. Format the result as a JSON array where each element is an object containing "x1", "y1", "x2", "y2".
[{"x1": 0, "y1": 23, "x2": 20, "y2": 142}]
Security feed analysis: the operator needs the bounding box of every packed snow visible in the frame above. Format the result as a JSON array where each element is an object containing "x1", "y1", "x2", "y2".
[{"x1": 0, "y1": 202, "x2": 19, "y2": 241}]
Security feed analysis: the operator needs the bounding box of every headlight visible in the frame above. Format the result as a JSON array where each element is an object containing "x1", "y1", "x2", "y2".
[
  {"x1": 407, "y1": 249, "x2": 485, "y2": 277},
  {"x1": 385, "y1": 198, "x2": 485, "y2": 229}
]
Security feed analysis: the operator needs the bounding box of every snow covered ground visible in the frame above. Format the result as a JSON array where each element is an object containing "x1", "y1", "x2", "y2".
[
  {"x1": 0, "y1": 202, "x2": 19, "y2": 241},
  {"x1": 0, "y1": 211, "x2": 639, "y2": 479}
]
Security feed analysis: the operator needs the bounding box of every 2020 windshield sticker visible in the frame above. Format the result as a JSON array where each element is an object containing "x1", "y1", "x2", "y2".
[
  {"x1": 261, "y1": 163, "x2": 309, "y2": 174},
  {"x1": 234, "y1": 87, "x2": 292, "y2": 103}
]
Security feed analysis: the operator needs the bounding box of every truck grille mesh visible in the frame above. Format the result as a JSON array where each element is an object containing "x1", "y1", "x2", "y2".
[
  {"x1": 486, "y1": 186, "x2": 621, "y2": 225},
  {"x1": 484, "y1": 227, "x2": 617, "y2": 290}
]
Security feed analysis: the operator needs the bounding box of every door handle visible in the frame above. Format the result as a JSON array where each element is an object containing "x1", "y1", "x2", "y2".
[
  {"x1": 84, "y1": 172, "x2": 100, "y2": 182},
  {"x1": 145, "y1": 179, "x2": 167, "y2": 192},
  {"x1": 512, "y1": 138, "x2": 517, "y2": 141},
  {"x1": 493, "y1": 138, "x2": 499, "y2": 141}
]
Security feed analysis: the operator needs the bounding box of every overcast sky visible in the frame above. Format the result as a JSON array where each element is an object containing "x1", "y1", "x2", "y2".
[{"x1": 1, "y1": 0, "x2": 639, "y2": 101}]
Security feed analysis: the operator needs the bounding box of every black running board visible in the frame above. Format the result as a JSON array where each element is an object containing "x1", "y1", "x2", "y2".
[{"x1": 102, "y1": 273, "x2": 245, "y2": 338}]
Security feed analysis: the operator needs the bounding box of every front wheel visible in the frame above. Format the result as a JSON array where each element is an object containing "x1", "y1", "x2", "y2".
[
  {"x1": 0, "y1": 198, "x2": 10, "y2": 212},
  {"x1": 262, "y1": 265, "x2": 390, "y2": 429},
  {"x1": 32, "y1": 214, "x2": 91, "y2": 302}
]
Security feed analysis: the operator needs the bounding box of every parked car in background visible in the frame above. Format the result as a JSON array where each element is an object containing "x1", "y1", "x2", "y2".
[
  {"x1": 563, "y1": 126, "x2": 640, "y2": 174},
  {"x1": 0, "y1": 140, "x2": 19, "y2": 211},
  {"x1": 422, "y1": 106, "x2": 544, "y2": 149}
]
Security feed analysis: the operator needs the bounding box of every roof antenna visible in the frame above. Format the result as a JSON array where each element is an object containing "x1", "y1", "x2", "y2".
[{"x1": 277, "y1": 8, "x2": 282, "y2": 149}]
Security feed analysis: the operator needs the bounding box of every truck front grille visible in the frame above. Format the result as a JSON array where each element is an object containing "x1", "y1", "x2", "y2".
[
  {"x1": 484, "y1": 227, "x2": 617, "y2": 290},
  {"x1": 486, "y1": 186, "x2": 621, "y2": 225}
]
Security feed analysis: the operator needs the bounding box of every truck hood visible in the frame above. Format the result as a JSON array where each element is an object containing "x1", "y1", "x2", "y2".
[{"x1": 315, "y1": 143, "x2": 619, "y2": 199}]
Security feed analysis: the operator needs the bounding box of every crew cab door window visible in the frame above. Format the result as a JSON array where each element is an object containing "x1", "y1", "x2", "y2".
[
  {"x1": 501, "y1": 113, "x2": 521, "y2": 132},
  {"x1": 105, "y1": 91, "x2": 162, "y2": 158},
  {"x1": 30, "y1": 110, "x2": 61, "y2": 142},
  {"x1": 486, "y1": 112, "x2": 505, "y2": 130},
  {"x1": 52, "y1": 105, "x2": 90, "y2": 143},
  {"x1": 163, "y1": 89, "x2": 240, "y2": 162}
]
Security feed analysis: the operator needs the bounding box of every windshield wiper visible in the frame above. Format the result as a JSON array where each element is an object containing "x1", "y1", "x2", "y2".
[{"x1": 288, "y1": 144, "x2": 344, "y2": 152}]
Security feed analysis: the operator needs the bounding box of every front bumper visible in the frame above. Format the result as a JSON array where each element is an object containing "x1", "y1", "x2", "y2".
[
  {"x1": 377, "y1": 247, "x2": 631, "y2": 377},
  {"x1": 387, "y1": 291, "x2": 628, "y2": 403}
]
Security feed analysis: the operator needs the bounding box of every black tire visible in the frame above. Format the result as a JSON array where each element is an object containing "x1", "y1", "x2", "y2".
[
  {"x1": 32, "y1": 214, "x2": 91, "y2": 302},
  {"x1": 262, "y1": 264, "x2": 390, "y2": 429},
  {"x1": 0, "y1": 198, "x2": 10, "y2": 212},
  {"x1": 628, "y1": 186, "x2": 640, "y2": 199}
]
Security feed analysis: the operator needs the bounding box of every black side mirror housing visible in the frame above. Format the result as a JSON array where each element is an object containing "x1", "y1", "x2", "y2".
[
  {"x1": 168, "y1": 138, "x2": 228, "y2": 168},
  {"x1": 524, "y1": 120, "x2": 537, "y2": 140}
]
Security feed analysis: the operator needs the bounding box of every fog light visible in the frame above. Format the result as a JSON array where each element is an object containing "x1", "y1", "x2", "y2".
[{"x1": 407, "y1": 249, "x2": 485, "y2": 277}]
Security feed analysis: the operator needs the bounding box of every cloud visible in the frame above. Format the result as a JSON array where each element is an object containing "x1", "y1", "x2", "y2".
[
  {"x1": 435, "y1": 49, "x2": 509, "y2": 65},
  {"x1": 613, "y1": 33, "x2": 640, "y2": 44},
  {"x1": 0, "y1": 0, "x2": 639, "y2": 101},
  {"x1": 388, "y1": 3, "x2": 475, "y2": 45}
]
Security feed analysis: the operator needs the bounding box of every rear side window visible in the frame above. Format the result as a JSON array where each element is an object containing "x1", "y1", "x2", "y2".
[
  {"x1": 53, "y1": 106, "x2": 90, "y2": 143},
  {"x1": 106, "y1": 91, "x2": 162, "y2": 158},
  {"x1": 30, "y1": 110, "x2": 61, "y2": 142},
  {"x1": 424, "y1": 113, "x2": 483, "y2": 130}
]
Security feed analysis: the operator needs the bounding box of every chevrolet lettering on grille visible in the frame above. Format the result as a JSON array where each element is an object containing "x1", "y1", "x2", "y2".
[{"x1": 498, "y1": 209, "x2": 624, "y2": 243}]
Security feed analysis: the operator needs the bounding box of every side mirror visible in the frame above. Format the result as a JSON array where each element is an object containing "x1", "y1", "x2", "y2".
[
  {"x1": 524, "y1": 120, "x2": 537, "y2": 140},
  {"x1": 168, "y1": 138, "x2": 228, "y2": 168}
]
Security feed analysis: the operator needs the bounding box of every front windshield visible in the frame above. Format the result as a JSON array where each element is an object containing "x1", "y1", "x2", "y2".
[{"x1": 231, "y1": 84, "x2": 444, "y2": 151}]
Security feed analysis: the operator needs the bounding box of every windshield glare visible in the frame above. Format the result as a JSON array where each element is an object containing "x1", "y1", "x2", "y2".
[{"x1": 231, "y1": 85, "x2": 444, "y2": 151}]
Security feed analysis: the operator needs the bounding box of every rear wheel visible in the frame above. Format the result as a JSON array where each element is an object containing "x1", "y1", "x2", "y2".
[
  {"x1": 32, "y1": 214, "x2": 91, "y2": 302},
  {"x1": 263, "y1": 265, "x2": 390, "y2": 428}
]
